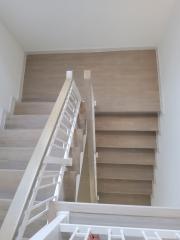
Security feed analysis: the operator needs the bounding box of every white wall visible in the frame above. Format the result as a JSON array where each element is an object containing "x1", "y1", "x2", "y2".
[
  {"x1": 0, "y1": 0, "x2": 176, "y2": 52},
  {"x1": 152, "y1": 1, "x2": 180, "y2": 207},
  {"x1": 0, "y1": 19, "x2": 25, "y2": 113}
]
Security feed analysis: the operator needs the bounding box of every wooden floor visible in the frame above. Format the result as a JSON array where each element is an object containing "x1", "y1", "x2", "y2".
[{"x1": 23, "y1": 50, "x2": 160, "y2": 113}]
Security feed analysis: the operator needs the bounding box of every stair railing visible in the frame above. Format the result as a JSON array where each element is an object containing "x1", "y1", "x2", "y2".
[
  {"x1": 84, "y1": 70, "x2": 98, "y2": 202},
  {"x1": 31, "y1": 212, "x2": 180, "y2": 240},
  {"x1": 0, "y1": 71, "x2": 82, "y2": 240},
  {"x1": 28, "y1": 202, "x2": 180, "y2": 240}
]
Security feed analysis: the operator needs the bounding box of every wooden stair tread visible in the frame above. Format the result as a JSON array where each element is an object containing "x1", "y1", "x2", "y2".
[
  {"x1": 0, "y1": 170, "x2": 23, "y2": 199},
  {"x1": 0, "y1": 199, "x2": 11, "y2": 227},
  {"x1": 97, "y1": 148, "x2": 155, "y2": 165},
  {"x1": 95, "y1": 114, "x2": 158, "y2": 131},
  {"x1": 6, "y1": 115, "x2": 48, "y2": 129},
  {"x1": 97, "y1": 164, "x2": 153, "y2": 181},
  {"x1": 0, "y1": 147, "x2": 33, "y2": 169},
  {"x1": 98, "y1": 179, "x2": 152, "y2": 195},
  {"x1": 96, "y1": 112, "x2": 157, "y2": 205},
  {"x1": 14, "y1": 102, "x2": 54, "y2": 115},
  {"x1": 0, "y1": 170, "x2": 59, "y2": 200},
  {"x1": 0, "y1": 147, "x2": 34, "y2": 161},
  {"x1": 98, "y1": 193, "x2": 151, "y2": 205},
  {"x1": 96, "y1": 109, "x2": 160, "y2": 114},
  {"x1": 63, "y1": 171, "x2": 77, "y2": 202},
  {"x1": 0, "y1": 129, "x2": 42, "y2": 147},
  {"x1": 96, "y1": 131, "x2": 156, "y2": 149}
]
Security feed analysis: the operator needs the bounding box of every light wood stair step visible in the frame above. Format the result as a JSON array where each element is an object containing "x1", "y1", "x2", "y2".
[
  {"x1": 63, "y1": 171, "x2": 77, "y2": 202},
  {"x1": 0, "y1": 199, "x2": 11, "y2": 227},
  {"x1": 97, "y1": 148, "x2": 155, "y2": 165},
  {"x1": 0, "y1": 170, "x2": 23, "y2": 199},
  {"x1": 95, "y1": 103, "x2": 160, "y2": 113},
  {"x1": 0, "y1": 129, "x2": 42, "y2": 147},
  {"x1": 0, "y1": 147, "x2": 33, "y2": 161},
  {"x1": 98, "y1": 179, "x2": 152, "y2": 195},
  {"x1": 14, "y1": 102, "x2": 54, "y2": 115},
  {"x1": 97, "y1": 164, "x2": 153, "y2": 181},
  {"x1": 6, "y1": 115, "x2": 48, "y2": 129},
  {"x1": 0, "y1": 170, "x2": 60, "y2": 200},
  {"x1": 0, "y1": 147, "x2": 33, "y2": 169},
  {"x1": 96, "y1": 131, "x2": 156, "y2": 149},
  {"x1": 0, "y1": 198, "x2": 47, "y2": 238},
  {"x1": 98, "y1": 193, "x2": 151, "y2": 205},
  {"x1": 68, "y1": 147, "x2": 82, "y2": 174},
  {"x1": 95, "y1": 114, "x2": 158, "y2": 131}
]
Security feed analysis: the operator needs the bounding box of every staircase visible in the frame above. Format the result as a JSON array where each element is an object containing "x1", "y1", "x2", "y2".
[
  {"x1": 20, "y1": 50, "x2": 160, "y2": 206},
  {"x1": 0, "y1": 103, "x2": 46, "y2": 224},
  {"x1": 0, "y1": 50, "x2": 165, "y2": 239},
  {"x1": 0, "y1": 78, "x2": 87, "y2": 239},
  {"x1": 96, "y1": 113, "x2": 158, "y2": 205},
  {"x1": 0, "y1": 67, "x2": 179, "y2": 239},
  {"x1": 0, "y1": 102, "x2": 49, "y2": 226}
]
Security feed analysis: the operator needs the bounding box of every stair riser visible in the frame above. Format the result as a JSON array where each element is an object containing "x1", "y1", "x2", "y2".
[
  {"x1": 0, "y1": 200, "x2": 11, "y2": 227},
  {"x1": 0, "y1": 171, "x2": 22, "y2": 199},
  {"x1": 96, "y1": 114, "x2": 158, "y2": 131},
  {"x1": 98, "y1": 180, "x2": 152, "y2": 195},
  {"x1": 97, "y1": 148, "x2": 155, "y2": 165},
  {"x1": 63, "y1": 171, "x2": 77, "y2": 201},
  {"x1": 0, "y1": 148, "x2": 33, "y2": 162},
  {"x1": 96, "y1": 132, "x2": 156, "y2": 149},
  {"x1": 98, "y1": 193, "x2": 151, "y2": 205},
  {"x1": 0, "y1": 160, "x2": 28, "y2": 170},
  {"x1": 97, "y1": 164, "x2": 153, "y2": 181},
  {"x1": 6, "y1": 115, "x2": 48, "y2": 129},
  {"x1": 15, "y1": 102, "x2": 54, "y2": 115},
  {"x1": 0, "y1": 170, "x2": 60, "y2": 200},
  {"x1": 0, "y1": 130, "x2": 41, "y2": 147}
]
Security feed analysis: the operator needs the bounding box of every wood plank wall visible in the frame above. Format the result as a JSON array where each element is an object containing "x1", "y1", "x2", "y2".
[{"x1": 23, "y1": 50, "x2": 160, "y2": 113}]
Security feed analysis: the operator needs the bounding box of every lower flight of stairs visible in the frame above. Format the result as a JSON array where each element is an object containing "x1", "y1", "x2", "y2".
[
  {"x1": 0, "y1": 101, "x2": 84, "y2": 232},
  {"x1": 96, "y1": 113, "x2": 158, "y2": 205}
]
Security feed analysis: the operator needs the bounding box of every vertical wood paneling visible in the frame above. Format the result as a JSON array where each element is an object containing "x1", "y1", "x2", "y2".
[{"x1": 23, "y1": 50, "x2": 160, "y2": 113}]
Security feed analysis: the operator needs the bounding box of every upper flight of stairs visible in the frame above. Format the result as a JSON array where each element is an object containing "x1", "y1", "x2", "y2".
[
  {"x1": 0, "y1": 102, "x2": 50, "y2": 227},
  {"x1": 0, "y1": 101, "x2": 85, "y2": 232},
  {"x1": 96, "y1": 113, "x2": 158, "y2": 205}
]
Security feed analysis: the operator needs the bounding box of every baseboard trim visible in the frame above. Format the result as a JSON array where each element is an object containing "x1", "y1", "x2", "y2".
[
  {"x1": 0, "y1": 108, "x2": 7, "y2": 129},
  {"x1": 8, "y1": 96, "x2": 17, "y2": 115},
  {"x1": 18, "y1": 54, "x2": 26, "y2": 101},
  {"x1": 26, "y1": 47, "x2": 156, "y2": 55}
]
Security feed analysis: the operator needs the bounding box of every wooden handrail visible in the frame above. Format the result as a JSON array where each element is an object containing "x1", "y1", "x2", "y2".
[{"x1": 0, "y1": 72, "x2": 73, "y2": 240}]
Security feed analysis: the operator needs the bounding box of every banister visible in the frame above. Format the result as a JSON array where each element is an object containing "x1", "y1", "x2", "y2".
[
  {"x1": 84, "y1": 70, "x2": 98, "y2": 202},
  {"x1": 0, "y1": 71, "x2": 73, "y2": 240}
]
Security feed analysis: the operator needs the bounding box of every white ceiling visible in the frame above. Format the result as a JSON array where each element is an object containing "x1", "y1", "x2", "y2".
[{"x1": 0, "y1": 0, "x2": 176, "y2": 52}]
